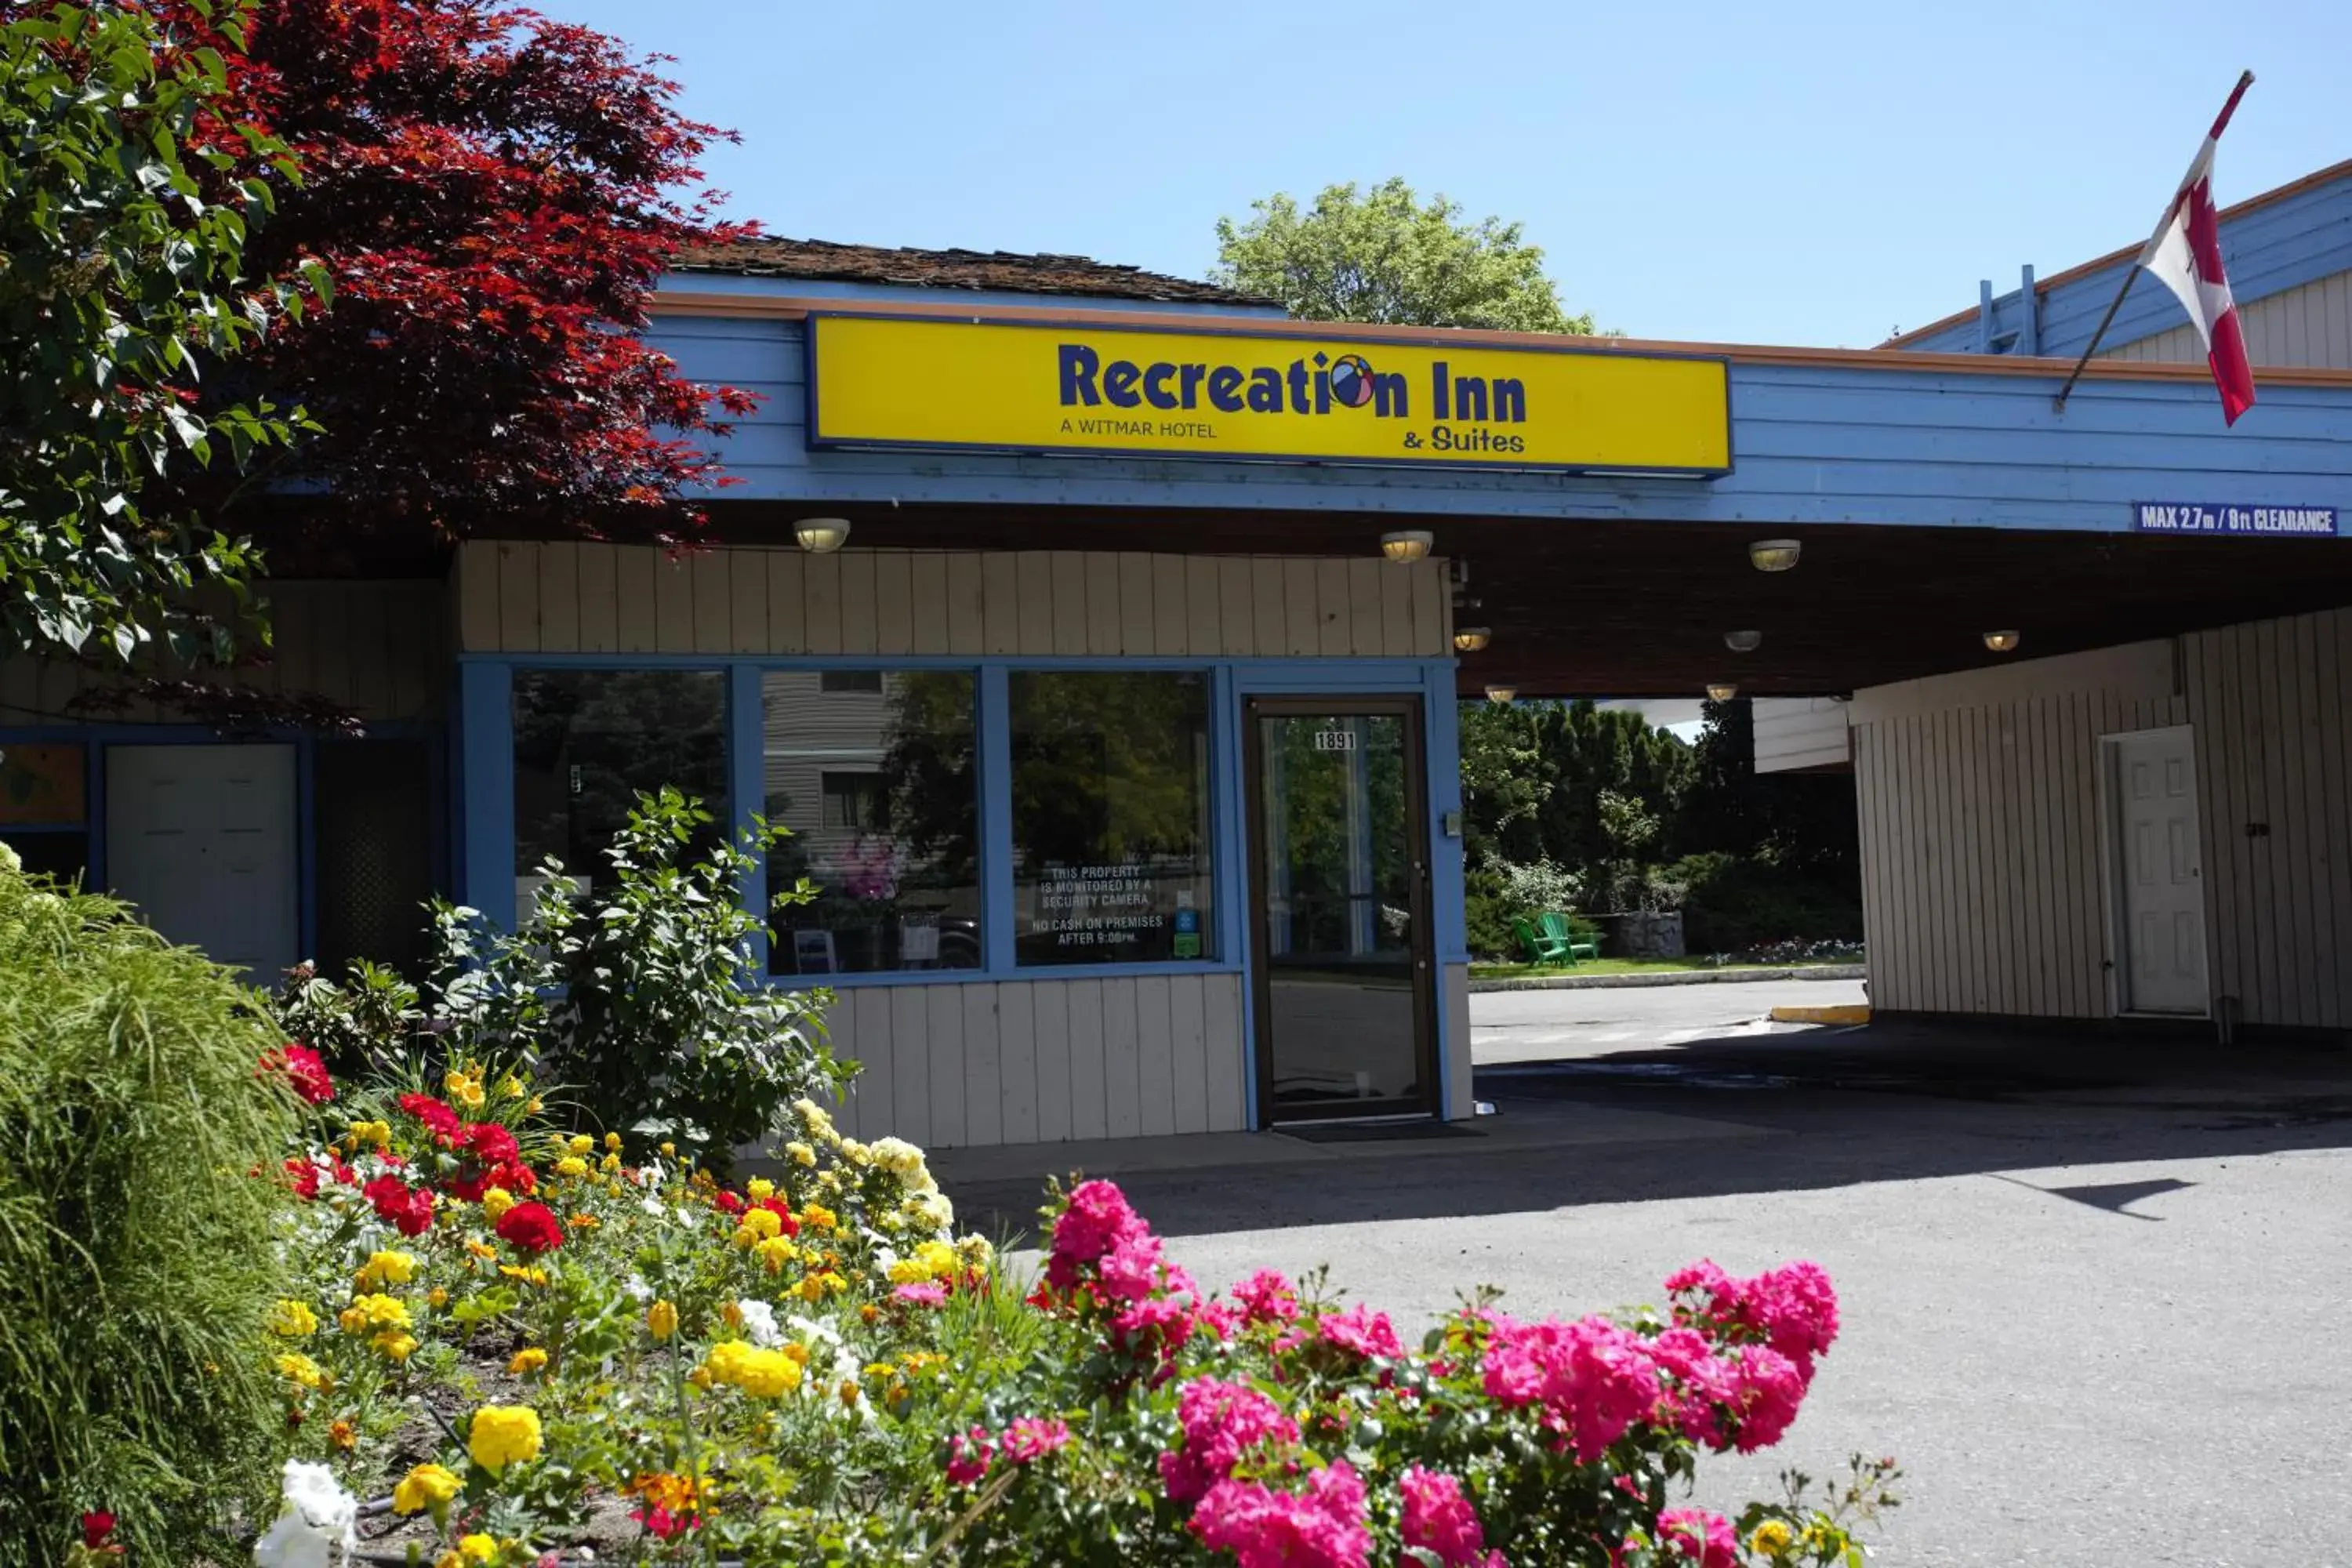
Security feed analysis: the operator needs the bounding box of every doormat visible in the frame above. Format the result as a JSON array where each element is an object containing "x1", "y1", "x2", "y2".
[{"x1": 1279, "y1": 1120, "x2": 1486, "y2": 1145}]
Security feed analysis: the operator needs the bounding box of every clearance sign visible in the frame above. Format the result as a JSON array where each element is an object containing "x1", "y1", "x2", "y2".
[{"x1": 806, "y1": 314, "x2": 1732, "y2": 475}]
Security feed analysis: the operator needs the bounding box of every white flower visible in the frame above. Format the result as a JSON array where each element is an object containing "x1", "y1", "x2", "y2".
[
  {"x1": 868, "y1": 1136, "x2": 928, "y2": 1178},
  {"x1": 907, "y1": 1191, "x2": 954, "y2": 1229},
  {"x1": 735, "y1": 1298, "x2": 782, "y2": 1348},
  {"x1": 622, "y1": 1274, "x2": 654, "y2": 1303},
  {"x1": 787, "y1": 1312, "x2": 842, "y2": 1348},
  {"x1": 254, "y1": 1460, "x2": 357, "y2": 1568},
  {"x1": 0, "y1": 841, "x2": 19, "y2": 875}
]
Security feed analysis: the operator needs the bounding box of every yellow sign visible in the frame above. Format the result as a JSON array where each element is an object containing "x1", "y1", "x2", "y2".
[{"x1": 807, "y1": 315, "x2": 1731, "y2": 475}]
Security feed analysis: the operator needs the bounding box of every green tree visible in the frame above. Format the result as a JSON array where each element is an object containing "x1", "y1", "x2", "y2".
[
  {"x1": 1214, "y1": 177, "x2": 1594, "y2": 333},
  {"x1": 0, "y1": 1, "x2": 318, "y2": 669}
]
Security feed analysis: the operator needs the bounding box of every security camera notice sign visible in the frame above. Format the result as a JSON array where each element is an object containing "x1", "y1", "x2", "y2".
[{"x1": 2134, "y1": 501, "x2": 2339, "y2": 536}]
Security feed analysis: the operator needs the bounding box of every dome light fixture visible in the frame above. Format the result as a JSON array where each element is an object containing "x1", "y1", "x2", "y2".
[
  {"x1": 1983, "y1": 630, "x2": 2021, "y2": 652},
  {"x1": 1723, "y1": 629, "x2": 1762, "y2": 652},
  {"x1": 1454, "y1": 626, "x2": 1493, "y2": 653},
  {"x1": 1705, "y1": 682, "x2": 1739, "y2": 702},
  {"x1": 1748, "y1": 539, "x2": 1802, "y2": 573},
  {"x1": 793, "y1": 516, "x2": 852, "y2": 554},
  {"x1": 1380, "y1": 529, "x2": 1435, "y2": 564},
  {"x1": 1483, "y1": 684, "x2": 1518, "y2": 704}
]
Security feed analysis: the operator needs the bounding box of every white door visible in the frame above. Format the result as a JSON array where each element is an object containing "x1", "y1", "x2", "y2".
[
  {"x1": 107, "y1": 744, "x2": 299, "y2": 981},
  {"x1": 2111, "y1": 728, "x2": 2207, "y2": 1015}
]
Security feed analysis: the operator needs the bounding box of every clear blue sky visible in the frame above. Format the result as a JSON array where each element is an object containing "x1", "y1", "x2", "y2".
[{"x1": 542, "y1": 0, "x2": 2343, "y2": 347}]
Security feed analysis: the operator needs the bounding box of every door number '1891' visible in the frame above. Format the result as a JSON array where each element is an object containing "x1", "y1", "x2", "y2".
[{"x1": 1313, "y1": 729, "x2": 1357, "y2": 752}]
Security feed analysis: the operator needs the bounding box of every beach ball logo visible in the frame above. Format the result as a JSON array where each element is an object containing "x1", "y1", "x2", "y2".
[{"x1": 1328, "y1": 353, "x2": 1377, "y2": 408}]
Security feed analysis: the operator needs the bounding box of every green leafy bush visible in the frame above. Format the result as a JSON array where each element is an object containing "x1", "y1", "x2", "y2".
[
  {"x1": 1466, "y1": 858, "x2": 1601, "y2": 960},
  {"x1": 0, "y1": 841, "x2": 299, "y2": 1564},
  {"x1": 1668, "y1": 852, "x2": 1864, "y2": 955},
  {"x1": 429, "y1": 788, "x2": 841, "y2": 1168}
]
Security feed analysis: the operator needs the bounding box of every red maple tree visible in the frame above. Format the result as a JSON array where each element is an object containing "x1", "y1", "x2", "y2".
[{"x1": 160, "y1": 0, "x2": 759, "y2": 550}]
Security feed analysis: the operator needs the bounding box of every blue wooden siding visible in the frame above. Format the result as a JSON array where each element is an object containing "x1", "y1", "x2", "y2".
[
  {"x1": 1896, "y1": 165, "x2": 2352, "y2": 359},
  {"x1": 648, "y1": 314, "x2": 2352, "y2": 533}
]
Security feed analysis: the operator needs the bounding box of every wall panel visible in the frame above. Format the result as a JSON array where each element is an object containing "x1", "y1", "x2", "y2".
[
  {"x1": 453, "y1": 543, "x2": 1454, "y2": 658},
  {"x1": 1855, "y1": 608, "x2": 2352, "y2": 1029}
]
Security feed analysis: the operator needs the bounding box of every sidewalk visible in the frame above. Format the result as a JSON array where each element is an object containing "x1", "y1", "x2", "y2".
[{"x1": 1468, "y1": 963, "x2": 1864, "y2": 993}]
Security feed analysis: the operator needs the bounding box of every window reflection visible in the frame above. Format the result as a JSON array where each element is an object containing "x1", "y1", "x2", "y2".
[
  {"x1": 762, "y1": 671, "x2": 978, "y2": 975},
  {"x1": 512, "y1": 670, "x2": 728, "y2": 904},
  {"x1": 1010, "y1": 671, "x2": 1214, "y2": 967}
]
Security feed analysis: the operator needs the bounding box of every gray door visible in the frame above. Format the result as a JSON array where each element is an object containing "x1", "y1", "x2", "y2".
[
  {"x1": 107, "y1": 744, "x2": 299, "y2": 981},
  {"x1": 2111, "y1": 728, "x2": 2208, "y2": 1015}
]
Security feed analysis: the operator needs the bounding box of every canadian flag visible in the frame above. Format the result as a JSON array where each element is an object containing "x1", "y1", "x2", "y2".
[{"x1": 2138, "y1": 74, "x2": 2256, "y2": 424}]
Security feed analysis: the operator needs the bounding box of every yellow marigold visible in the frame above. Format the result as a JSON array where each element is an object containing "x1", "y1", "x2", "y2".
[
  {"x1": 568, "y1": 1212, "x2": 599, "y2": 1232},
  {"x1": 456, "y1": 1534, "x2": 498, "y2": 1565},
  {"x1": 838, "y1": 1381, "x2": 860, "y2": 1407},
  {"x1": 275, "y1": 1352, "x2": 328, "y2": 1390},
  {"x1": 393, "y1": 1461, "x2": 463, "y2": 1515},
  {"x1": 754, "y1": 1235, "x2": 797, "y2": 1274},
  {"x1": 887, "y1": 1258, "x2": 929, "y2": 1286},
  {"x1": 373, "y1": 1330, "x2": 419, "y2": 1362},
  {"x1": 554, "y1": 1156, "x2": 586, "y2": 1179},
  {"x1": 626, "y1": 1472, "x2": 698, "y2": 1514},
  {"x1": 1750, "y1": 1521, "x2": 1795, "y2": 1557},
  {"x1": 566, "y1": 1134, "x2": 594, "y2": 1156},
  {"x1": 464, "y1": 1238, "x2": 498, "y2": 1261},
  {"x1": 784, "y1": 1141, "x2": 816, "y2": 1168},
  {"x1": 498, "y1": 1265, "x2": 549, "y2": 1288},
  {"x1": 600, "y1": 1152, "x2": 620, "y2": 1173},
  {"x1": 267, "y1": 1299, "x2": 319, "y2": 1338},
  {"x1": 479, "y1": 1187, "x2": 516, "y2": 1222},
  {"x1": 687, "y1": 1366, "x2": 713, "y2": 1391},
  {"x1": 800, "y1": 1203, "x2": 837, "y2": 1234},
  {"x1": 746, "y1": 1178, "x2": 774, "y2": 1201},
  {"x1": 721, "y1": 1301, "x2": 744, "y2": 1329},
  {"x1": 858, "y1": 1303, "x2": 880, "y2": 1326},
  {"x1": 507, "y1": 1347, "x2": 548, "y2": 1375},
  {"x1": 646, "y1": 1300, "x2": 679, "y2": 1341},
  {"x1": 738, "y1": 1207, "x2": 782, "y2": 1243},
  {"x1": 705, "y1": 1341, "x2": 802, "y2": 1398},
  {"x1": 604, "y1": 1131, "x2": 622, "y2": 1152},
  {"x1": 355, "y1": 1250, "x2": 416, "y2": 1290},
  {"x1": 914, "y1": 1240, "x2": 960, "y2": 1278},
  {"x1": 340, "y1": 1293, "x2": 410, "y2": 1334},
  {"x1": 347, "y1": 1120, "x2": 393, "y2": 1150},
  {"x1": 467, "y1": 1405, "x2": 543, "y2": 1473},
  {"x1": 328, "y1": 1419, "x2": 358, "y2": 1451},
  {"x1": 429, "y1": 1287, "x2": 449, "y2": 1308}
]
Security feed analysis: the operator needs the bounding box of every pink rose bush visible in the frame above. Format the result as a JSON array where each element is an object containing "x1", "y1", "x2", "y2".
[{"x1": 936, "y1": 1179, "x2": 1897, "y2": 1566}]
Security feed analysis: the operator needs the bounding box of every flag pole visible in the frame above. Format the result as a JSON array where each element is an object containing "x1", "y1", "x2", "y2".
[{"x1": 2052, "y1": 69, "x2": 2254, "y2": 414}]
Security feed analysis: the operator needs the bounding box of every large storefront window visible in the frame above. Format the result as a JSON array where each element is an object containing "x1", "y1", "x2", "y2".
[
  {"x1": 513, "y1": 670, "x2": 728, "y2": 902},
  {"x1": 763, "y1": 670, "x2": 978, "y2": 975},
  {"x1": 1010, "y1": 671, "x2": 1214, "y2": 966}
]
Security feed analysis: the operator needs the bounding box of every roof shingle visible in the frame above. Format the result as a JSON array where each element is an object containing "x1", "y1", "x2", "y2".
[{"x1": 670, "y1": 238, "x2": 1274, "y2": 307}]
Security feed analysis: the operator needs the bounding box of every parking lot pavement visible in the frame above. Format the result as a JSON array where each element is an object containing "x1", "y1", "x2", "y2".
[
  {"x1": 949, "y1": 1022, "x2": 2352, "y2": 1566},
  {"x1": 1472, "y1": 975, "x2": 1871, "y2": 1063}
]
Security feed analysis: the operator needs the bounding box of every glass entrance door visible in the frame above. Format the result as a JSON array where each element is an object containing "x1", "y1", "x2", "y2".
[{"x1": 1245, "y1": 698, "x2": 1436, "y2": 1123}]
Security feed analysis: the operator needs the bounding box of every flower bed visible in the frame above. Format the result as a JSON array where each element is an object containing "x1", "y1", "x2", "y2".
[{"x1": 225, "y1": 1050, "x2": 1896, "y2": 1567}]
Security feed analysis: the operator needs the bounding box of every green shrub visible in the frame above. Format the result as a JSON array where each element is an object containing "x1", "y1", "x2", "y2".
[
  {"x1": 0, "y1": 842, "x2": 298, "y2": 1566},
  {"x1": 428, "y1": 787, "x2": 842, "y2": 1169},
  {"x1": 1668, "y1": 851, "x2": 1864, "y2": 954},
  {"x1": 1465, "y1": 858, "x2": 1602, "y2": 960}
]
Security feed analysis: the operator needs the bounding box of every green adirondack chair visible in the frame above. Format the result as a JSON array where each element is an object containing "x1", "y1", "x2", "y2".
[
  {"x1": 1538, "y1": 910, "x2": 1602, "y2": 961},
  {"x1": 1512, "y1": 916, "x2": 1571, "y2": 964}
]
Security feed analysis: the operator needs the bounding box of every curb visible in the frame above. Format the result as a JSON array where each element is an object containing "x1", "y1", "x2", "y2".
[
  {"x1": 1768, "y1": 1003, "x2": 1874, "y2": 1025},
  {"x1": 1467, "y1": 964, "x2": 1866, "y2": 994}
]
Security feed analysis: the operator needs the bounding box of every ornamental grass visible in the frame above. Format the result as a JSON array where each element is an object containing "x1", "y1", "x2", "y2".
[{"x1": 0, "y1": 845, "x2": 299, "y2": 1566}]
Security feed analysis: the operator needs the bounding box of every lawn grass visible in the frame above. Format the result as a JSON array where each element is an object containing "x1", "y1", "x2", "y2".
[{"x1": 1468, "y1": 956, "x2": 1860, "y2": 981}]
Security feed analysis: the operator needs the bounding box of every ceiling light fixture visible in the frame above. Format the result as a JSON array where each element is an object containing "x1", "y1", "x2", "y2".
[
  {"x1": 793, "y1": 517, "x2": 852, "y2": 554},
  {"x1": 1748, "y1": 539, "x2": 1802, "y2": 572},
  {"x1": 1454, "y1": 627, "x2": 1493, "y2": 653},
  {"x1": 1380, "y1": 529, "x2": 1435, "y2": 564},
  {"x1": 1483, "y1": 684, "x2": 1517, "y2": 704},
  {"x1": 1983, "y1": 630, "x2": 2021, "y2": 652},
  {"x1": 1705, "y1": 682, "x2": 1739, "y2": 702},
  {"x1": 1723, "y1": 629, "x2": 1762, "y2": 652}
]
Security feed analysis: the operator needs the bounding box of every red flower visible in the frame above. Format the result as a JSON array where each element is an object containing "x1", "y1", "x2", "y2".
[
  {"x1": 456, "y1": 1121, "x2": 520, "y2": 1164},
  {"x1": 495, "y1": 1200, "x2": 565, "y2": 1254},
  {"x1": 397, "y1": 1093, "x2": 462, "y2": 1144},
  {"x1": 713, "y1": 1190, "x2": 745, "y2": 1215},
  {"x1": 446, "y1": 1160, "x2": 536, "y2": 1203},
  {"x1": 755, "y1": 1197, "x2": 800, "y2": 1236},
  {"x1": 264, "y1": 1043, "x2": 336, "y2": 1105},
  {"x1": 363, "y1": 1174, "x2": 434, "y2": 1236},
  {"x1": 81, "y1": 1513, "x2": 122, "y2": 1553},
  {"x1": 284, "y1": 1156, "x2": 321, "y2": 1201}
]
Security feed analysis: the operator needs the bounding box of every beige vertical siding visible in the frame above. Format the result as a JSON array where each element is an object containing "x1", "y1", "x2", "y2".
[
  {"x1": 818, "y1": 973, "x2": 1250, "y2": 1149},
  {"x1": 1852, "y1": 608, "x2": 2352, "y2": 1029},
  {"x1": 0, "y1": 580, "x2": 449, "y2": 725},
  {"x1": 2100, "y1": 269, "x2": 2352, "y2": 368},
  {"x1": 2181, "y1": 607, "x2": 2352, "y2": 1029},
  {"x1": 452, "y1": 542, "x2": 1455, "y2": 658}
]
